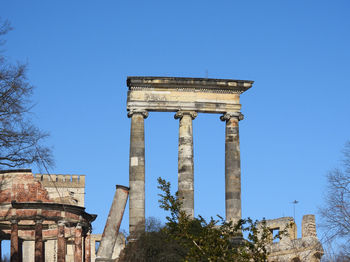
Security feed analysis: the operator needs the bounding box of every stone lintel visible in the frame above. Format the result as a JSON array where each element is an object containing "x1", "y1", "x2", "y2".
[{"x1": 127, "y1": 76, "x2": 253, "y2": 114}]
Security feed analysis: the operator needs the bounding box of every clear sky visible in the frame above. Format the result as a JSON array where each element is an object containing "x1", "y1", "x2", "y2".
[{"x1": 1, "y1": 0, "x2": 350, "y2": 242}]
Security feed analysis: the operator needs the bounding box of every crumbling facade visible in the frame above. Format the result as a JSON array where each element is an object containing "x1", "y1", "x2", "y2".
[
  {"x1": 0, "y1": 169, "x2": 96, "y2": 262},
  {"x1": 263, "y1": 215, "x2": 323, "y2": 262}
]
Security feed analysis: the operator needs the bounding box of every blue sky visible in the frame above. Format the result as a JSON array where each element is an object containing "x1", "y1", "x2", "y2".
[{"x1": 1, "y1": 0, "x2": 350, "y2": 242}]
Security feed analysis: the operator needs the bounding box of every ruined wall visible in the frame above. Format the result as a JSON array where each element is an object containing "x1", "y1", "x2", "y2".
[
  {"x1": 0, "y1": 170, "x2": 85, "y2": 208},
  {"x1": 34, "y1": 174, "x2": 85, "y2": 207},
  {"x1": 264, "y1": 215, "x2": 323, "y2": 262},
  {"x1": 0, "y1": 170, "x2": 95, "y2": 262},
  {"x1": 0, "y1": 170, "x2": 52, "y2": 207}
]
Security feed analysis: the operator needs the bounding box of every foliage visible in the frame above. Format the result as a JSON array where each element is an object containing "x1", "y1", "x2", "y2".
[
  {"x1": 319, "y1": 141, "x2": 350, "y2": 257},
  {"x1": 0, "y1": 19, "x2": 53, "y2": 169},
  {"x1": 119, "y1": 217, "x2": 187, "y2": 262},
  {"x1": 120, "y1": 178, "x2": 285, "y2": 262}
]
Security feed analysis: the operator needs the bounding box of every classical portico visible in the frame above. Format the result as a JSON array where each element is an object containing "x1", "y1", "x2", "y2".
[{"x1": 127, "y1": 76, "x2": 253, "y2": 235}]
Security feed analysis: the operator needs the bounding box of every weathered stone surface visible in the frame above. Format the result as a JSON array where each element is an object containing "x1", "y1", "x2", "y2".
[
  {"x1": 221, "y1": 113, "x2": 243, "y2": 224},
  {"x1": 127, "y1": 76, "x2": 252, "y2": 234},
  {"x1": 175, "y1": 111, "x2": 197, "y2": 218},
  {"x1": 97, "y1": 185, "x2": 129, "y2": 259},
  {"x1": 128, "y1": 111, "x2": 147, "y2": 235},
  {"x1": 35, "y1": 174, "x2": 85, "y2": 207},
  {"x1": 127, "y1": 76, "x2": 253, "y2": 114},
  {"x1": 262, "y1": 216, "x2": 323, "y2": 262},
  {"x1": 302, "y1": 214, "x2": 317, "y2": 238},
  {"x1": 92, "y1": 233, "x2": 125, "y2": 262}
]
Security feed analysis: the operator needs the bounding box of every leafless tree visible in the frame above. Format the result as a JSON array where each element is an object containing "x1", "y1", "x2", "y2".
[
  {"x1": 0, "y1": 19, "x2": 53, "y2": 169},
  {"x1": 319, "y1": 141, "x2": 350, "y2": 258}
]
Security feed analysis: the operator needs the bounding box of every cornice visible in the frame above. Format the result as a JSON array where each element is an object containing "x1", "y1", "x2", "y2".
[{"x1": 127, "y1": 76, "x2": 253, "y2": 94}]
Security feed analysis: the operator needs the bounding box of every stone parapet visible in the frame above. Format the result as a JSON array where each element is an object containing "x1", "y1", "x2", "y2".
[{"x1": 34, "y1": 174, "x2": 85, "y2": 188}]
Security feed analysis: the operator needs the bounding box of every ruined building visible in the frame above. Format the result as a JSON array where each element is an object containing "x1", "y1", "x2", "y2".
[
  {"x1": 0, "y1": 76, "x2": 323, "y2": 262},
  {"x1": 126, "y1": 76, "x2": 253, "y2": 234},
  {"x1": 125, "y1": 76, "x2": 324, "y2": 261},
  {"x1": 262, "y1": 216, "x2": 323, "y2": 261},
  {"x1": 0, "y1": 169, "x2": 97, "y2": 262}
]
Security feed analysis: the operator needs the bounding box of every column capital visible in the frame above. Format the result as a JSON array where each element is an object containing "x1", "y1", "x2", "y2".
[
  {"x1": 174, "y1": 110, "x2": 198, "y2": 120},
  {"x1": 220, "y1": 112, "x2": 244, "y2": 122},
  {"x1": 127, "y1": 109, "x2": 148, "y2": 119}
]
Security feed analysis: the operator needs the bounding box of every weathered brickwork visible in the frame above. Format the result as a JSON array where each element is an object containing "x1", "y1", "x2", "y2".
[
  {"x1": 0, "y1": 169, "x2": 96, "y2": 262},
  {"x1": 0, "y1": 172, "x2": 52, "y2": 204}
]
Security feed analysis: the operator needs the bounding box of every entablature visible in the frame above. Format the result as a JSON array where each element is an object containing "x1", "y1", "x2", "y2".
[{"x1": 127, "y1": 76, "x2": 253, "y2": 114}]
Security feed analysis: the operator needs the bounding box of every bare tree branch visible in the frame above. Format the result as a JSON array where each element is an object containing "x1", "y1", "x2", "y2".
[
  {"x1": 0, "y1": 18, "x2": 53, "y2": 170},
  {"x1": 319, "y1": 141, "x2": 350, "y2": 257}
]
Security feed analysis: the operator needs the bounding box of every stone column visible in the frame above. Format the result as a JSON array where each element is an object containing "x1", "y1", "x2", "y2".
[
  {"x1": 74, "y1": 224, "x2": 82, "y2": 262},
  {"x1": 57, "y1": 221, "x2": 66, "y2": 262},
  {"x1": 128, "y1": 109, "x2": 148, "y2": 236},
  {"x1": 220, "y1": 112, "x2": 244, "y2": 224},
  {"x1": 34, "y1": 219, "x2": 44, "y2": 262},
  {"x1": 174, "y1": 111, "x2": 197, "y2": 218},
  {"x1": 97, "y1": 185, "x2": 129, "y2": 259},
  {"x1": 85, "y1": 232, "x2": 91, "y2": 262},
  {"x1": 10, "y1": 219, "x2": 19, "y2": 262}
]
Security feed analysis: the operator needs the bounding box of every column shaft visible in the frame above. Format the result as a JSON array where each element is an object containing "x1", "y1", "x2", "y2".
[
  {"x1": 35, "y1": 221, "x2": 44, "y2": 262},
  {"x1": 10, "y1": 221, "x2": 19, "y2": 262},
  {"x1": 175, "y1": 111, "x2": 197, "y2": 218},
  {"x1": 129, "y1": 110, "x2": 147, "y2": 235},
  {"x1": 84, "y1": 233, "x2": 91, "y2": 262},
  {"x1": 57, "y1": 222, "x2": 66, "y2": 262},
  {"x1": 74, "y1": 225, "x2": 82, "y2": 262},
  {"x1": 222, "y1": 113, "x2": 242, "y2": 224},
  {"x1": 97, "y1": 185, "x2": 129, "y2": 258}
]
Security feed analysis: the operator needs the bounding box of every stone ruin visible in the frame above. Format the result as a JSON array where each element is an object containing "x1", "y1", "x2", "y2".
[
  {"x1": 126, "y1": 76, "x2": 253, "y2": 234},
  {"x1": 0, "y1": 169, "x2": 124, "y2": 262},
  {"x1": 0, "y1": 76, "x2": 323, "y2": 261},
  {"x1": 125, "y1": 76, "x2": 324, "y2": 261},
  {"x1": 262, "y1": 216, "x2": 323, "y2": 262}
]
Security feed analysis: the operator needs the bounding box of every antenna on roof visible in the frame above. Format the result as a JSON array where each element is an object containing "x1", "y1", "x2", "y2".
[{"x1": 291, "y1": 200, "x2": 299, "y2": 220}]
